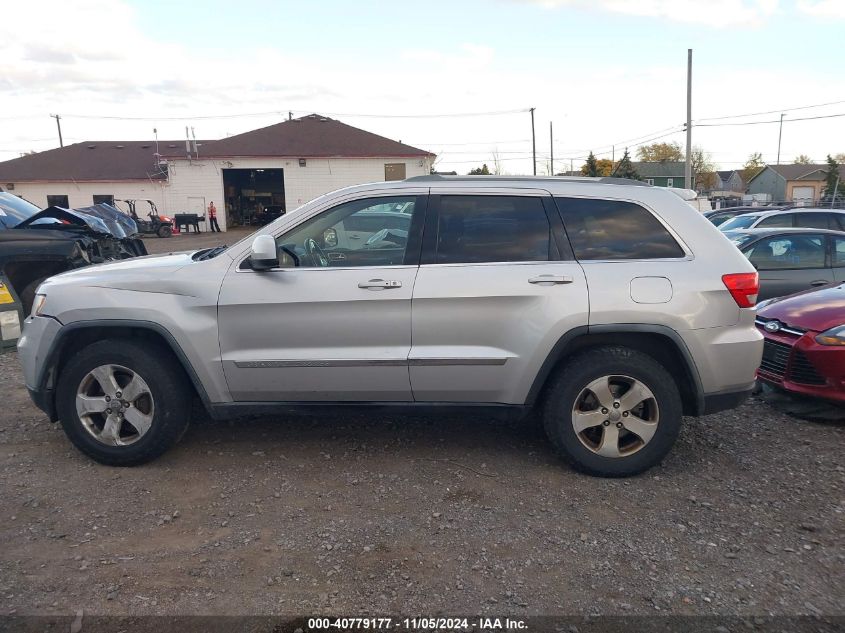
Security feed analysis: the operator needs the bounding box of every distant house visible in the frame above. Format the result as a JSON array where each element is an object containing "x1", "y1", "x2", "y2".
[
  {"x1": 746, "y1": 164, "x2": 845, "y2": 205},
  {"x1": 0, "y1": 114, "x2": 435, "y2": 231},
  {"x1": 713, "y1": 170, "x2": 745, "y2": 193},
  {"x1": 632, "y1": 161, "x2": 686, "y2": 187}
]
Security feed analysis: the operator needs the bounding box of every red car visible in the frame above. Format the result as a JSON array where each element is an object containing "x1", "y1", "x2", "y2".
[{"x1": 755, "y1": 282, "x2": 845, "y2": 404}]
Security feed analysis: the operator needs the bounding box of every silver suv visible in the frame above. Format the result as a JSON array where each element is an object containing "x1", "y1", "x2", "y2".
[{"x1": 18, "y1": 176, "x2": 764, "y2": 477}]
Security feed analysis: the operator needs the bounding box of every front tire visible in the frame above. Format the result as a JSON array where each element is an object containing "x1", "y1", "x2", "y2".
[
  {"x1": 55, "y1": 339, "x2": 190, "y2": 465},
  {"x1": 542, "y1": 346, "x2": 682, "y2": 477},
  {"x1": 157, "y1": 225, "x2": 173, "y2": 238}
]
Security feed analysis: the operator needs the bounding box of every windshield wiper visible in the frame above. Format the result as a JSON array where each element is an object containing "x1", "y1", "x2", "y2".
[{"x1": 194, "y1": 245, "x2": 228, "y2": 261}]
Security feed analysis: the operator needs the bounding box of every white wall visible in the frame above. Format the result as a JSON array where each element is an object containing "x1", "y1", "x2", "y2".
[
  {"x1": 6, "y1": 181, "x2": 166, "y2": 213},
  {"x1": 164, "y1": 156, "x2": 432, "y2": 231},
  {"x1": 5, "y1": 156, "x2": 432, "y2": 232}
]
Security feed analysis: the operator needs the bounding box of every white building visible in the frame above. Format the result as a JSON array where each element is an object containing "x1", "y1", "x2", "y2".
[{"x1": 0, "y1": 114, "x2": 435, "y2": 231}]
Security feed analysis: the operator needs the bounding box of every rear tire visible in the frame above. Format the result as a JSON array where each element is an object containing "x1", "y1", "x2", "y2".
[
  {"x1": 55, "y1": 339, "x2": 191, "y2": 466},
  {"x1": 157, "y1": 225, "x2": 173, "y2": 238},
  {"x1": 542, "y1": 346, "x2": 683, "y2": 477}
]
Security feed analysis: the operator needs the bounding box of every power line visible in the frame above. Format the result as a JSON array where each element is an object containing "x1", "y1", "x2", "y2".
[
  {"x1": 695, "y1": 111, "x2": 845, "y2": 127},
  {"x1": 56, "y1": 108, "x2": 530, "y2": 122},
  {"x1": 695, "y1": 98, "x2": 845, "y2": 123}
]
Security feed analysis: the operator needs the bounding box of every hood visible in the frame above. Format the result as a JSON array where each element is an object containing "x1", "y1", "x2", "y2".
[
  {"x1": 16, "y1": 203, "x2": 138, "y2": 238},
  {"x1": 758, "y1": 282, "x2": 845, "y2": 332}
]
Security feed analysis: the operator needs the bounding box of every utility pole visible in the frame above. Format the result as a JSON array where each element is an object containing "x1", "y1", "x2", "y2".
[
  {"x1": 612, "y1": 145, "x2": 615, "y2": 163},
  {"x1": 549, "y1": 121, "x2": 554, "y2": 176},
  {"x1": 530, "y1": 108, "x2": 536, "y2": 176},
  {"x1": 684, "y1": 49, "x2": 692, "y2": 190},
  {"x1": 776, "y1": 113, "x2": 785, "y2": 165},
  {"x1": 50, "y1": 114, "x2": 63, "y2": 148}
]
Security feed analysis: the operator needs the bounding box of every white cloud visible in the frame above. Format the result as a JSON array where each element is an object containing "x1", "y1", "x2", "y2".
[
  {"x1": 796, "y1": 0, "x2": 845, "y2": 18},
  {"x1": 518, "y1": 0, "x2": 779, "y2": 27}
]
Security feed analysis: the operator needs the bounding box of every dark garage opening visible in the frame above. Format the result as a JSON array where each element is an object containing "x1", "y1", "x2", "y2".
[{"x1": 222, "y1": 168, "x2": 285, "y2": 226}]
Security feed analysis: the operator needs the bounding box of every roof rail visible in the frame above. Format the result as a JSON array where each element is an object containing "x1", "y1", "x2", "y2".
[{"x1": 404, "y1": 175, "x2": 651, "y2": 187}]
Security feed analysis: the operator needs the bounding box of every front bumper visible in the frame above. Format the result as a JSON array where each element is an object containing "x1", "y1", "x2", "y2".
[
  {"x1": 756, "y1": 328, "x2": 845, "y2": 404},
  {"x1": 17, "y1": 315, "x2": 63, "y2": 420}
]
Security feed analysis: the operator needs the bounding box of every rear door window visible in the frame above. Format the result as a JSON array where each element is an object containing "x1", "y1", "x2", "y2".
[
  {"x1": 834, "y1": 237, "x2": 845, "y2": 267},
  {"x1": 794, "y1": 212, "x2": 833, "y2": 229},
  {"x1": 435, "y1": 195, "x2": 551, "y2": 264},
  {"x1": 744, "y1": 234, "x2": 826, "y2": 270},
  {"x1": 756, "y1": 213, "x2": 794, "y2": 228},
  {"x1": 554, "y1": 197, "x2": 684, "y2": 260}
]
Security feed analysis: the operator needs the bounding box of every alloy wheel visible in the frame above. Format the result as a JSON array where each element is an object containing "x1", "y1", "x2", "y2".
[
  {"x1": 75, "y1": 364, "x2": 155, "y2": 446},
  {"x1": 571, "y1": 374, "x2": 659, "y2": 458}
]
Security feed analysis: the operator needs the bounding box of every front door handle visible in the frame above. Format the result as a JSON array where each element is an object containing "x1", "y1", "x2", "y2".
[
  {"x1": 810, "y1": 280, "x2": 829, "y2": 287},
  {"x1": 528, "y1": 274, "x2": 573, "y2": 285},
  {"x1": 358, "y1": 279, "x2": 402, "y2": 290}
]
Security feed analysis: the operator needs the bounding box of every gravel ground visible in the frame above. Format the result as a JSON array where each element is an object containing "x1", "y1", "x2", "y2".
[
  {"x1": 0, "y1": 348, "x2": 842, "y2": 618},
  {"x1": 1, "y1": 230, "x2": 842, "y2": 619}
]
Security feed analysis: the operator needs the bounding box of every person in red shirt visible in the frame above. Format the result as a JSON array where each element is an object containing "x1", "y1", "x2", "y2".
[{"x1": 208, "y1": 201, "x2": 221, "y2": 232}]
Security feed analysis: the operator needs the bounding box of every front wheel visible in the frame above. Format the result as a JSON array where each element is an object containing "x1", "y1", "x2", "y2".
[
  {"x1": 542, "y1": 346, "x2": 682, "y2": 477},
  {"x1": 55, "y1": 339, "x2": 191, "y2": 465},
  {"x1": 157, "y1": 224, "x2": 173, "y2": 238}
]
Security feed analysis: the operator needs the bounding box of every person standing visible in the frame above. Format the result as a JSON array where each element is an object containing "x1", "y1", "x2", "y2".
[{"x1": 208, "y1": 201, "x2": 221, "y2": 233}]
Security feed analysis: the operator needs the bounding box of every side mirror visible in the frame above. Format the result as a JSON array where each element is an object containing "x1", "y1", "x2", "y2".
[{"x1": 250, "y1": 235, "x2": 279, "y2": 271}]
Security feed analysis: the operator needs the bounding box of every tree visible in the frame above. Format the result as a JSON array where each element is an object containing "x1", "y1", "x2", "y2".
[
  {"x1": 595, "y1": 158, "x2": 614, "y2": 176},
  {"x1": 834, "y1": 153, "x2": 845, "y2": 163},
  {"x1": 793, "y1": 154, "x2": 812, "y2": 164},
  {"x1": 636, "y1": 142, "x2": 683, "y2": 162},
  {"x1": 468, "y1": 164, "x2": 490, "y2": 175},
  {"x1": 740, "y1": 152, "x2": 765, "y2": 183},
  {"x1": 612, "y1": 150, "x2": 641, "y2": 180},
  {"x1": 690, "y1": 146, "x2": 716, "y2": 191},
  {"x1": 490, "y1": 150, "x2": 504, "y2": 175},
  {"x1": 822, "y1": 154, "x2": 845, "y2": 200},
  {"x1": 581, "y1": 151, "x2": 599, "y2": 177}
]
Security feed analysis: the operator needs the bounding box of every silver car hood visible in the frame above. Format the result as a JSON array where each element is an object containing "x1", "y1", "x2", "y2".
[{"x1": 40, "y1": 250, "x2": 226, "y2": 296}]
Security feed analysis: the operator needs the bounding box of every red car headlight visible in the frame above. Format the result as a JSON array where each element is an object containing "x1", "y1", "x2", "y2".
[{"x1": 815, "y1": 325, "x2": 845, "y2": 346}]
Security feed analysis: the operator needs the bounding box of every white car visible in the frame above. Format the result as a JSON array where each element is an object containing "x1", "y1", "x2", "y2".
[{"x1": 718, "y1": 208, "x2": 845, "y2": 232}]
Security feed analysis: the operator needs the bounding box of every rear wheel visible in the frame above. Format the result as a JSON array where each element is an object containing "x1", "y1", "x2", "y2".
[
  {"x1": 542, "y1": 346, "x2": 682, "y2": 477},
  {"x1": 157, "y1": 224, "x2": 173, "y2": 238},
  {"x1": 55, "y1": 339, "x2": 190, "y2": 465}
]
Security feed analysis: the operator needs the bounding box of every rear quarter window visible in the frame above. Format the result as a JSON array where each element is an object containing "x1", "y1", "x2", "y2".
[{"x1": 554, "y1": 197, "x2": 684, "y2": 260}]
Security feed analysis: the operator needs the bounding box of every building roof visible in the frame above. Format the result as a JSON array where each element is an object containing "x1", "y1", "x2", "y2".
[
  {"x1": 0, "y1": 114, "x2": 433, "y2": 183},
  {"x1": 754, "y1": 163, "x2": 845, "y2": 182},
  {"x1": 204, "y1": 114, "x2": 434, "y2": 158},
  {"x1": 632, "y1": 161, "x2": 686, "y2": 178},
  {"x1": 717, "y1": 169, "x2": 738, "y2": 180},
  {"x1": 0, "y1": 141, "x2": 183, "y2": 183}
]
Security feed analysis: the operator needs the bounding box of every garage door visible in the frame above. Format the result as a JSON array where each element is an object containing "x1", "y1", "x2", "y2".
[{"x1": 792, "y1": 186, "x2": 815, "y2": 206}]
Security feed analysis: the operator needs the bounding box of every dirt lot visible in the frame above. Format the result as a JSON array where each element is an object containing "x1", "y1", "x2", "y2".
[{"x1": 0, "y1": 230, "x2": 842, "y2": 620}]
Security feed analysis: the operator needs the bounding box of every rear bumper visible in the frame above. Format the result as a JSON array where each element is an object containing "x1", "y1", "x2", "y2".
[{"x1": 702, "y1": 385, "x2": 755, "y2": 415}]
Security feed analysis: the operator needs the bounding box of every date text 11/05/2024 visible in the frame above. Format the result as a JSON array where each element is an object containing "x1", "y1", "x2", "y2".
[{"x1": 307, "y1": 617, "x2": 527, "y2": 630}]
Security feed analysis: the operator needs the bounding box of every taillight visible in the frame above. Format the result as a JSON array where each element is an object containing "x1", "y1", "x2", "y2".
[{"x1": 722, "y1": 272, "x2": 759, "y2": 308}]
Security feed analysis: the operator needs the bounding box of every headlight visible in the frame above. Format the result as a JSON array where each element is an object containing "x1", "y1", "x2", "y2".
[
  {"x1": 815, "y1": 324, "x2": 845, "y2": 346},
  {"x1": 32, "y1": 294, "x2": 47, "y2": 317}
]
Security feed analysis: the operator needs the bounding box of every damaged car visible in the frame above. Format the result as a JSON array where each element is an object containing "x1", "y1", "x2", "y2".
[{"x1": 0, "y1": 192, "x2": 147, "y2": 314}]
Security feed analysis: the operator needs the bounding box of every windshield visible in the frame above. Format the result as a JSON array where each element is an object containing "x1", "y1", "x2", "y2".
[
  {"x1": 726, "y1": 233, "x2": 755, "y2": 247},
  {"x1": 719, "y1": 215, "x2": 759, "y2": 231},
  {"x1": 0, "y1": 192, "x2": 40, "y2": 229}
]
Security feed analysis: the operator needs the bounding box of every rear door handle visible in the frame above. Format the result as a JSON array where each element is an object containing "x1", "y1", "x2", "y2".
[
  {"x1": 358, "y1": 279, "x2": 402, "y2": 290},
  {"x1": 810, "y1": 280, "x2": 829, "y2": 286},
  {"x1": 528, "y1": 274, "x2": 573, "y2": 285}
]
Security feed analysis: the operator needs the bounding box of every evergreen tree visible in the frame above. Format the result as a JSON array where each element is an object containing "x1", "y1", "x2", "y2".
[
  {"x1": 612, "y1": 150, "x2": 641, "y2": 180},
  {"x1": 822, "y1": 154, "x2": 845, "y2": 200},
  {"x1": 582, "y1": 151, "x2": 599, "y2": 177},
  {"x1": 468, "y1": 164, "x2": 491, "y2": 175}
]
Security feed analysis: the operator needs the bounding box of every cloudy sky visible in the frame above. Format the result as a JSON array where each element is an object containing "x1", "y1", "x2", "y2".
[{"x1": 2, "y1": 0, "x2": 843, "y2": 174}]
